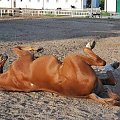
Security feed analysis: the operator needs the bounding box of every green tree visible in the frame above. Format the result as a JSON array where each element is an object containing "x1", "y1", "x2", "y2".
[{"x1": 99, "y1": 0, "x2": 104, "y2": 10}]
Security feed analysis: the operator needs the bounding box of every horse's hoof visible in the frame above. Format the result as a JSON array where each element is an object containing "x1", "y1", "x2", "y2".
[
  {"x1": 111, "y1": 61, "x2": 119, "y2": 69},
  {"x1": 86, "y1": 41, "x2": 96, "y2": 49}
]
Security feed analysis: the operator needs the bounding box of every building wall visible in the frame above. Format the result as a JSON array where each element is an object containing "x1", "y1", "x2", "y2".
[
  {"x1": 16, "y1": 0, "x2": 43, "y2": 9},
  {"x1": 104, "y1": 0, "x2": 116, "y2": 12},
  {"x1": 0, "y1": 0, "x2": 12, "y2": 8},
  {"x1": 16, "y1": 0, "x2": 83, "y2": 10},
  {"x1": 44, "y1": 0, "x2": 83, "y2": 10},
  {"x1": 0, "y1": 0, "x2": 99, "y2": 10}
]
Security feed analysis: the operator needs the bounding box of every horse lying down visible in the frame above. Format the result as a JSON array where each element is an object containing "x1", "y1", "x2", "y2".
[{"x1": 0, "y1": 41, "x2": 120, "y2": 106}]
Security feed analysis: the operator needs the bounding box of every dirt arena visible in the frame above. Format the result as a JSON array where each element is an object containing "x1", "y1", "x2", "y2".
[{"x1": 0, "y1": 18, "x2": 120, "y2": 119}]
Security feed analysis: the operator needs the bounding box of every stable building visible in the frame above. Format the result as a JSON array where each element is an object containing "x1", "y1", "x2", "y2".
[
  {"x1": 0, "y1": 0, "x2": 100, "y2": 10},
  {"x1": 104, "y1": 0, "x2": 120, "y2": 13},
  {"x1": 16, "y1": 0, "x2": 83, "y2": 10}
]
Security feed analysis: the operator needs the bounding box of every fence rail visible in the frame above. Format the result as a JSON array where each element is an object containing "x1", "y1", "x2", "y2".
[
  {"x1": 24, "y1": 9, "x2": 90, "y2": 17},
  {"x1": 109, "y1": 13, "x2": 120, "y2": 19},
  {"x1": 0, "y1": 8, "x2": 14, "y2": 17},
  {"x1": 0, "y1": 8, "x2": 101, "y2": 18}
]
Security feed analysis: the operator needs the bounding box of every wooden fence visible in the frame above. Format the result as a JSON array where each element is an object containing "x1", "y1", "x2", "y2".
[
  {"x1": 0, "y1": 8, "x2": 101, "y2": 18},
  {"x1": 24, "y1": 9, "x2": 90, "y2": 17}
]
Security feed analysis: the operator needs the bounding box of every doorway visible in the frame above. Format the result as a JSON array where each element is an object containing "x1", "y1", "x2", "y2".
[
  {"x1": 116, "y1": 0, "x2": 120, "y2": 13},
  {"x1": 86, "y1": 0, "x2": 91, "y2": 8}
]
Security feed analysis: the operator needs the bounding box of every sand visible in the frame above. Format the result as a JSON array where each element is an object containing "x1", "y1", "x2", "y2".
[{"x1": 0, "y1": 36, "x2": 120, "y2": 119}]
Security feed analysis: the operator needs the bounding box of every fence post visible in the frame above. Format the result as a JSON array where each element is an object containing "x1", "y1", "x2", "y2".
[
  {"x1": 32, "y1": 12, "x2": 33, "y2": 16},
  {"x1": 38, "y1": 10, "x2": 39, "y2": 16},
  {"x1": 71, "y1": 10, "x2": 74, "y2": 17},
  {"x1": 0, "y1": 9, "x2": 2, "y2": 17},
  {"x1": 8, "y1": 9, "x2": 9, "y2": 15},
  {"x1": 54, "y1": 9, "x2": 57, "y2": 16}
]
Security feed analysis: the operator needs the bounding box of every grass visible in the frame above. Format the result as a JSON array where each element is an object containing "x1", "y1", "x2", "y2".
[{"x1": 102, "y1": 11, "x2": 110, "y2": 16}]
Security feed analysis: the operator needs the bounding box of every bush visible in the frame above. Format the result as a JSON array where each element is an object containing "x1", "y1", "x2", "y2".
[{"x1": 99, "y1": 0, "x2": 104, "y2": 10}]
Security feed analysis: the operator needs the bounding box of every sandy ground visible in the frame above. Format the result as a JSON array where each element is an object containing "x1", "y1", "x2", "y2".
[
  {"x1": 0, "y1": 18, "x2": 120, "y2": 41},
  {"x1": 0, "y1": 36, "x2": 120, "y2": 119}
]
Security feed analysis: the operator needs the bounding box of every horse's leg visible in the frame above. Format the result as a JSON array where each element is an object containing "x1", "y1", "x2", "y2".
[
  {"x1": 0, "y1": 46, "x2": 33, "y2": 71},
  {"x1": 0, "y1": 47, "x2": 38, "y2": 91},
  {"x1": 13, "y1": 46, "x2": 34, "y2": 58},
  {"x1": 80, "y1": 41, "x2": 106, "y2": 66},
  {"x1": 13, "y1": 46, "x2": 44, "y2": 60},
  {"x1": 81, "y1": 41, "x2": 119, "y2": 86},
  {"x1": 89, "y1": 92, "x2": 120, "y2": 106},
  {"x1": 107, "y1": 88, "x2": 120, "y2": 101}
]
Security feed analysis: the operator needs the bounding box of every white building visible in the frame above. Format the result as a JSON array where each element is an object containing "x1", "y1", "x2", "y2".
[
  {"x1": 16, "y1": 0, "x2": 84, "y2": 10},
  {"x1": 0, "y1": 0, "x2": 100, "y2": 10},
  {"x1": 0, "y1": 0, "x2": 13, "y2": 8},
  {"x1": 104, "y1": 0, "x2": 120, "y2": 13}
]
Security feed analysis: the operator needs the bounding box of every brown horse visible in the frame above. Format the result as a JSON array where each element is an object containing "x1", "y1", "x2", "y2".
[{"x1": 0, "y1": 41, "x2": 120, "y2": 106}]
